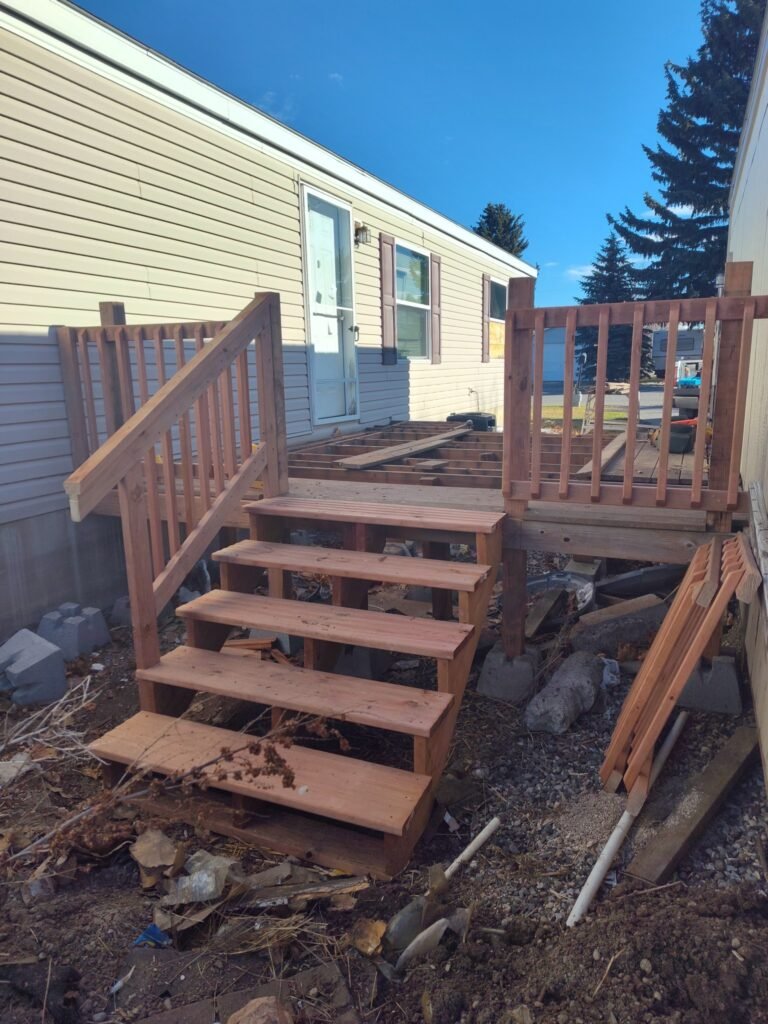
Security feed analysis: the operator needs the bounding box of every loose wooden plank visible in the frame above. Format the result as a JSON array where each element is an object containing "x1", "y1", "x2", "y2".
[
  {"x1": 576, "y1": 431, "x2": 628, "y2": 479},
  {"x1": 89, "y1": 711, "x2": 430, "y2": 836},
  {"x1": 575, "y1": 594, "x2": 664, "y2": 629},
  {"x1": 136, "y1": 646, "x2": 452, "y2": 737},
  {"x1": 336, "y1": 425, "x2": 472, "y2": 470},
  {"x1": 177, "y1": 590, "x2": 474, "y2": 661},
  {"x1": 626, "y1": 727, "x2": 759, "y2": 884},
  {"x1": 246, "y1": 496, "x2": 504, "y2": 534},
  {"x1": 214, "y1": 540, "x2": 490, "y2": 591},
  {"x1": 525, "y1": 587, "x2": 566, "y2": 639}
]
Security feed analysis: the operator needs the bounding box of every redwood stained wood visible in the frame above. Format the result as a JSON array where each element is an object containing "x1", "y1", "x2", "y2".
[
  {"x1": 622, "y1": 305, "x2": 644, "y2": 504},
  {"x1": 176, "y1": 590, "x2": 474, "y2": 661},
  {"x1": 89, "y1": 711, "x2": 431, "y2": 836},
  {"x1": 137, "y1": 646, "x2": 453, "y2": 737},
  {"x1": 76, "y1": 329, "x2": 100, "y2": 456},
  {"x1": 55, "y1": 326, "x2": 90, "y2": 467},
  {"x1": 153, "y1": 330, "x2": 181, "y2": 554},
  {"x1": 656, "y1": 302, "x2": 680, "y2": 506},
  {"x1": 255, "y1": 293, "x2": 289, "y2": 497},
  {"x1": 133, "y1": 328, "x2": 164, "y2": 577},
  {"x1": 530, "y1": 310, "x2": 545, "y2": 498},
  {"x1": 505, "y1": 478, "x2": 747, "y2": 513},
  {"x1": 193, "y1": 326, "x2": 214, "y2": 513},
  {"x1": 246, "y1": 496, "x2": 504, "y2": 534},
  {"x1": 213, "y1": 539, "x2": 490, "y2": 591},
  {"x1": 511, "y1": 294, "x2": 768, "y2": 329},
  {"x1": 174, "y1": 327, "x2": 196, "y2": 529},
  {"x1": 590, "y1": 307, "x2": 609, "y2": 502},
  {"x1": 559, "y1": 307, "x2": 577, "y2": 498},
  {"x1": 727, "y1": 300, "x2": 756, "y2": 508},
  {"x1": 336, "y1": 425, "x2": 472, "y2": 470},
  {"x1": 690, "y1": 301, "x2": 717, "y2": 507}
]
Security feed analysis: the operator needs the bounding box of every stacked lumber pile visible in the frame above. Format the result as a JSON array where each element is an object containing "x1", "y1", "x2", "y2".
[{"x1": 600, "y1": 533, "x2": 761, "y2": 810}]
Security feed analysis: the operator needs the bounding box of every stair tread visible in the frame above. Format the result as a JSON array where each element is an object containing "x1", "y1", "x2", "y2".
[
  {"x1": 89, "y1": 711, "x2": 430, "y2": 835},
  {"x1": 245, "y1": 496, "x2": 503, "y2": 534},
  {"x1": 137, "y1": 646, "x2": 453, "y2": 737},
  {"x1": 177, "y1": 591, "x2": 474, "y2": 660},
  {"x1": 214, "y1": 540, "x2": 491, "y2": 591}
]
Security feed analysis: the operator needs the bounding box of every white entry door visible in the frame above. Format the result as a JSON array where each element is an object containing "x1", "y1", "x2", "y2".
[{"x1": 303, "y1": 188, "x2": 359, "y2": 422}]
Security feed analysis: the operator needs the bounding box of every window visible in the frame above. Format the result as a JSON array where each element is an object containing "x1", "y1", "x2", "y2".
[
  {"x1": 395, "y1": 243, "x2": 430, "y2": 359},
  {"x1": 489, "y1": 279, "x2": 507, "y2": 359}
]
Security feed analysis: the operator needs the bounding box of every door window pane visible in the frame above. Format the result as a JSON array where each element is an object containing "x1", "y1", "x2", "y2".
[
  {"x1": 490, "y1": 280, "x2": 507, "y2": 321},
  {"x1": 396, "y1": 306, "x2": 429, "y2": 360},
  {"x1": 396, "y1": 246, "x2": 430, "y2": 305},
  {"x1": 307, "y1": 194, "x2": 353, "y2": 309}
]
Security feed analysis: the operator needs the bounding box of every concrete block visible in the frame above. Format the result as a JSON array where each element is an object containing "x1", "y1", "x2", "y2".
[
  {"x1": 524, "y1": 650, "x2": 603, "y2": 734},
  {"x1": 0, "y1": 629, "x2": 67, "y2": 706},
  {"x1": 37, "y1": 603, "x2": 111, "y2": 659},
  {"x1": 334, "y1": 644, "x2": 395, "y2": 681},
  {"x1": 477, "y1": 641, "x2": 538, "y2": 704},
  {"x1": 565, "y1": 558, "x2": 605, "y2": 581},
  {"x1": 679, "y1": 656, "x2": 742, "y2": 715},
  {"x1": 110, "y1": 596, "x2": 132, "y2": 627}
]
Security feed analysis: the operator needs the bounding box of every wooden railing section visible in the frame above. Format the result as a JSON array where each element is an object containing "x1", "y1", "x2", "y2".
[
  {"x1": 60, "y1": 294, "x2": 288, "y2": 695},
  {"x1": 503, "y1": 264, "x2": 768, "y2": 515}
]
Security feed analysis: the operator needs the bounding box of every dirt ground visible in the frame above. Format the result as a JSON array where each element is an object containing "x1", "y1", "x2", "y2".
[{"x1": 1, "y1": 567, "x2": 766, "y2": 1024}]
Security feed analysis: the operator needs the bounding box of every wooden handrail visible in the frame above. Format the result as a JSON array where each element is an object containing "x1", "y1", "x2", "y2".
[
  {"x1": 511, "y1": 294, "x2": 768, "y2": 330},
  {"x1": 64, "y1": 294, "x2": 272, "y2": 521}
]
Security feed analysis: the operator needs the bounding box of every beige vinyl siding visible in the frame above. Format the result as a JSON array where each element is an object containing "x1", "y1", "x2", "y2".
[{"x1": 0, "y1": 22, "x2": 526, "y2": 435}]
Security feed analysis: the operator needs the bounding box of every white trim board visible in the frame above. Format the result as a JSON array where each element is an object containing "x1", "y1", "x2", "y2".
[{"x1": 0, "y1": 0, "x2": 537, "y2": 278}]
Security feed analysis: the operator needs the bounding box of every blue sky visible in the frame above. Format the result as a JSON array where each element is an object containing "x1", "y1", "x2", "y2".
[{"x1": 78, "y1": 0, "x2": 704, "y2": 306}]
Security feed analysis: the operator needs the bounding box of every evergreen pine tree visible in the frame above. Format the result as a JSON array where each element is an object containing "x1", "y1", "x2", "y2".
[
  {"x1": 610, "y1": 0, "x2": 765, "y2": 299},
  {"x1": 473, "y1": 203, "x2": 529, "y2": 257},
  {"x1": 577, "y1": 231, "x2": 653, "y2": 380}
]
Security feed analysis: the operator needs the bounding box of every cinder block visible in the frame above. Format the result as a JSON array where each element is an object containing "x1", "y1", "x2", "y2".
[
  {"x1": 477, "y1": 640, "x2": 540, "y2": 704},
  {"x1": 37, "y1": 603, "x2": 111, "y2": 659},
  {"x1": 0, "y1": 629, "x2": 67, "y2": 706},
  {"x1": 679, "y1": 655, "x2": 742, "y2": 715},
  {"x1": 110, "y1": 596, "x2": 132, "y2": 627}
]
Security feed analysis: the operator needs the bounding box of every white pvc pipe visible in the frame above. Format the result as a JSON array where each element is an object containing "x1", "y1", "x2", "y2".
[
  {"x1": 445, "y1": 816, "x2": 501, "y2": 880},
  {"x1": 566, "y1": 710, "x2": 689, "y2": 928}
]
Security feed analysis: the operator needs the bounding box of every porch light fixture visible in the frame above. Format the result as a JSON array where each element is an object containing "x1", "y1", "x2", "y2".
[{"x1": 354, "y1": 222, "x2": 371, "y2": 246}]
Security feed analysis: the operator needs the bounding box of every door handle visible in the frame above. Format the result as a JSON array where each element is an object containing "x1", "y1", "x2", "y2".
[{"x1": 349, "y1": 324, "x2": 360, "y2": 342}]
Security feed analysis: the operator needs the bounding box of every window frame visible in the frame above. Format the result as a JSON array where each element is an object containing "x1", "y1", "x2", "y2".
[
  {"x1": 489, "y1": 278, "x2": 508, "y2": 325},
  {"x1": 394, "y1": 239, "x2": 432, "y2": 361}
]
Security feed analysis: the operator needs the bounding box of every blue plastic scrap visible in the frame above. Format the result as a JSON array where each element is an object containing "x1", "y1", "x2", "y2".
[{"x1": 133, "y1": 923, "x2": 173, "y2": 948}]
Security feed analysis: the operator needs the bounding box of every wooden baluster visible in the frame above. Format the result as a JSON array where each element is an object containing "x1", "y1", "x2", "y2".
[
  {"x1": 219, "y1": 363, "x2": 238, "y2": 478},
  {"x1": 727, "y1": 299, "x2": 756, "y2": 508},
  {"x1": 622, "y1": 305, "x2": 645, "y2": 504},
  {"x1": 530, "y1": 310, "x2": 545, "y2": 498},
  {"x1": 236, "y1": 347, "x2": 253, "y2": 461},
  {"x1": 255, "y1": 292, "x2": 289, "y2": 497},
  {"x1": 56, "y1": 326, "x2": 90, "y2": 465},
  {"x1": 76, "y1": 330, "x2": 100, "y2": 454},
  {"x1": 153, "y1": 330, "x2": 180, "y2": 553},
  {"x1": 558, "y1": 307, "x2": 577, "y2": 499},
  {"x1": 208, "y1": 371, "x2": 225, "y2": 496},
  {"x1": 113, "y1": 325, "x2": 136, "y2": 418},
  {"x1": 193, "y1": 326, "x2": 213, "y2": 513},
  {"x1": 590, "y1": 306, "x2": 610, "y2": 502},
  {"x1": 655, "y1": 302, "x2": 680, "y2": 506},
  {"x1": 173, "y1": 327, "x2": 196, "y2": 529},
  {"x1": 690, "y1": 301, "x2": 717, "y2": 508},
  {"x1": 133, "y1": 328, "x2": 165, "y2": 576}
]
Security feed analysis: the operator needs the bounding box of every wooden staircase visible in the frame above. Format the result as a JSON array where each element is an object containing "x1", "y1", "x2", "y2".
[{"x1": 91, "y1": 496, "x2": 502, "y2": 877}]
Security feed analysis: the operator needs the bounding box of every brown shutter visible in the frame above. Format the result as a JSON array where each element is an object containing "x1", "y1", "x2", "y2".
[
  {"x1": 482, "y1": 273, "x2": 490, "y2": 362},
  {"x1": 380, "y1": 233, "x2": 397, "y2": 365},
  {"x1": 430, "y1": 253, "x2": 441, "y2": 365}
]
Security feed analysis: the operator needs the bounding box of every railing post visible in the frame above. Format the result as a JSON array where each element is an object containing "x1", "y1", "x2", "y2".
[
  {"x1": 502, "y1": 275, "x2": 536, "y2": 659},
  {"x1": 709, "y1": 262, "x2": 753, "y2": 531},
  {"x1": 98, "y1": 301, "x2": 128, "y2": 433},
  {"x1": 256, "y1": 292, "x2": 289, "y2": 497},
  {"x1": 99, "y1": 304, "x2": 162, "y2": 691}
]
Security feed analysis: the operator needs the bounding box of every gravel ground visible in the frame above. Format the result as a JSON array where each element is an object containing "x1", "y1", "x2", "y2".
[{"x1": 0, "y1": 559, "x2": 766, "y2": 1024}]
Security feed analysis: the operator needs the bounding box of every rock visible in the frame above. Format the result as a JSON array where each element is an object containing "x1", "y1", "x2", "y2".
[
  {"x1": 0, "y1": 629, "x2": 67, "y2": 706},
  {"x1": 509, "y1": 1008, "x2": 534, "y2": 1024},
  {"x1": 570, "y1": 598, "x2": 667, "y2": 658},
  {"x1": 524, "y1": 651, "x2": 603, "y2": 734},
  {"x1": 477, "y1": 641, "x2": 538, "y2": 704},
  {"x1": 227, "y1": 995, "x2": 294, "y2": 1024},
  {"x1": 640, "y1": 957, "x2": 653, "y2": 974}
]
